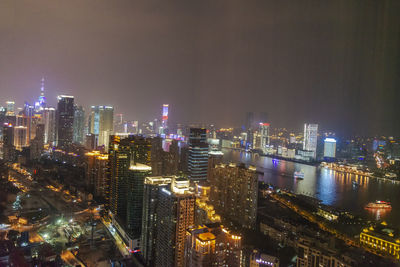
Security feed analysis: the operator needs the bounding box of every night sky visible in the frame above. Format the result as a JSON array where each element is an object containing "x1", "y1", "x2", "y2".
[{"x1": 0, "y1": 0, "x2": 399, "y2": 137}]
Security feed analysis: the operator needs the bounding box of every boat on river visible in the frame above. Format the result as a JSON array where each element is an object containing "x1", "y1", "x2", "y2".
[
  {"x1": 294, "y1": 171, "x2": 304, "y2": 179},
  {"x1": 365, "y1": 200, "x2": 392, "y2": 210}
]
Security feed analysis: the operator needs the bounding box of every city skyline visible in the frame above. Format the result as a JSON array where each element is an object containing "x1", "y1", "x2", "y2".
[{"x1": 0, "y1": 1, "x2": 399, "y2": 137}]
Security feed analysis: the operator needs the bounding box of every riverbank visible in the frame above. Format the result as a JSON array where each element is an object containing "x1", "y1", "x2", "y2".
[{"x1": 223, "y1": 147, "x2": 319, "y2": 166}]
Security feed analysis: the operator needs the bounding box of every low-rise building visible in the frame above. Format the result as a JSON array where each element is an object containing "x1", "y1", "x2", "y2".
[{"x1": 360, "y1": 222, "x2": 400, "y2": 259}]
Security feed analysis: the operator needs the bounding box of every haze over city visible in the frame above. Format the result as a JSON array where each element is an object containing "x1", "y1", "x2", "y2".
[
  {"x1": 1, "y1": 2, "x2": 400, "y2": 267},
  {"x1": 0, "y1": 0, "x2": 399, "y2": 136}
]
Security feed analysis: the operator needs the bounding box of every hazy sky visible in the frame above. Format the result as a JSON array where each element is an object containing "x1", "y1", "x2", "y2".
[{"x1": 0, "y1": 0, "x2": 399, "y2": 136}]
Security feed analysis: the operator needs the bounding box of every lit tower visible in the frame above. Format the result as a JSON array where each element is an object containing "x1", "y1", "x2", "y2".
[
  {"x1": 35, "y1": 77, "x2": 47, "y2": 112},
  {"x1": 160, "y1": 104, "x2": 169, "y2": 135},
  {"x1": 303, "y1": 123, "x2": 318, "y2": 159}
]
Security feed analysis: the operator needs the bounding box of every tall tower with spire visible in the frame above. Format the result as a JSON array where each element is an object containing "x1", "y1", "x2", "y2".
[{"x1": 36, "y1": 77, "x2": 46, "y2": 112}]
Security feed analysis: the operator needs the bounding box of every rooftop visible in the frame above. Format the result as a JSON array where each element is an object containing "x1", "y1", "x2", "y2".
[{"x1": 129, "y1": 163, "x2": 152, "y2": 171}]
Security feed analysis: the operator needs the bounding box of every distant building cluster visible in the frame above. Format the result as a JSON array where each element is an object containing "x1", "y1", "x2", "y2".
[{"x1": 1, "y1": 79, "x2": 400, "y2": 267}]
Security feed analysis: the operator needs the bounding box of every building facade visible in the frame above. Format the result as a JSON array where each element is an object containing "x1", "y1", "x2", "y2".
[
  {"x1": 56, "y1": 95, "x2": 75, "y2": 149},
  {"x1": 185, "y1": 223, "x2": 242, "y2": 267},
  {"x1": 188, "y1": 128, "x2": 209, "y2": 181},
  {"x1": 303, "y1": 123, "x2": 318, "y2": 159},
  {"x1": 154, "y1": 178, "x2": 195, "y2": 267},
  {"x1": 89, "y1": 105, "x2": 114, "y2": 149},
  {"x1": 209, "y1": 163, "x2": 258, "y2": 229}
]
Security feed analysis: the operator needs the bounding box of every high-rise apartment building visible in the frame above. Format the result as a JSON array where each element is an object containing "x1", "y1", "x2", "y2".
[
  {"x1": 108, "y1": 135, "x2": 152, "y2": 248},
  {"x1": 2, "y1": 124, "x2": 15, "y2": 161},
  {"x1": 126, "y1": 163, "x2": 151, "y2": 248},
  {"x1": 85, "y1": 151, "x2": 109, "y2": 198},
  {"x1": 108, "y1": 135, "x2": 132, "y2": 221},
  {"x1": 154, "y1": 177, "x2": 195, "y2": 267},
  {"x1": 185, "y1": 223, "x2": 242, "y2": 267},
  {"x1": 73, "y1": 105, "x2": 85, "y2": 145},
  {"x1": 188, "y1": 128, "x2": 209, "y2": 181},
  {"x1": 56, "y1": 95, "x2": 74, "y2": 149},
  {"x1": 141, "y1": 176, "x2": 173, "y2": 266},
  {"x1": 209, "y1": 163, "x2": 258, "y2": 229},
  {"x1": 89, "y1": 106, "x2": 114, "y2": 149},
  {"x1": 303, "y1": 123, "x2": 318, "y2": 159}
]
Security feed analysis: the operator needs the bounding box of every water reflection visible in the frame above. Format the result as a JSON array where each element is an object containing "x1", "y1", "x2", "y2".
[{"x1": 222, "y1": 149, "x2": 400, "y2": 225}]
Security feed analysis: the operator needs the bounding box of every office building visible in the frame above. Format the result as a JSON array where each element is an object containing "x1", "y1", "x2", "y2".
[
  {"x1": 73, "y1": 105, "x2": 85, "y2": 145},
  {"x1": 5, "y1": 101, "x2": 15, "y2": 116},
  {"x1": 245, "y1": 112, "x2": 255, "y2": 130},
  {"x1": 188, "y1": 128, "x2": 209, "y2": 181},
  {"x1": 56, "y1": 95, "x2": 74, "y2": 149},
  {"x1": 259, "y1": 123, "x2": 270, "y2": 152},
  {"x1": 209, "y1": 163, "x2": 258, "y2": 229},
  {"x1": 160, "y1": 104, "x2": 169, "y2": 135},
  {"x1": 323, "y1": 138, "x2": 337, "y2": 159},
  {"x1": 89, "y1": 105, "x2": 114, "y2": 149},
  {"x1": 154, "y1": 177, "x2": 195, "y2": 267},
  {"x1": 108, "y1": 135, "x2": 152, "y2": 222},
  {"x1": 126, "y1": 163, "x2": 151, "y2": 248},
  {"x1": 42, "y1": 107, "x2": 56, "y2": 145},
  {"x1": 85, "y1": 151, "x2": 109, "y2": 198},
  {"x1": 185, "y1": 223, "x2": 242, "y2": 267},
  {"x1": 141, "y1": 176, "x2": 173, "y2": 266},
  {"x1": 14, "y1": 126, "x2": 28, "y2": 151},
  {"x1": 303, "y1": 123, "x2": 318, "y2": 159},
  {"x1": 0, "y1": 107, "x2": 6, "y2": 138}
]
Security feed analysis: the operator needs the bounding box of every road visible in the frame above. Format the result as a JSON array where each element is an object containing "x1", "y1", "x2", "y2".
[
  {"x1": 61, "y1": 250, "x2": 86, "y2": 267},
  {"x1": 101, "y1": 218, "x2": 130, "y2": 257}
]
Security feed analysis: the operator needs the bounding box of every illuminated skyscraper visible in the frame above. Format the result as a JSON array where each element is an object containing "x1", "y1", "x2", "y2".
[
  {"x1": 154, "y1": 177, "x2": 195, "y2": 267},
  {"x1": 35, "y1": 77, "x2": 46, "y2": 112},
  {"x1": 209, "y1": 163, "x2": 258, "y2": 229},
  {"x1": 0, "y1": 107, "x2": 6, "y2": 138},
  {"x1": 5, "y1": 101, "x2": 15, "y2": 116},
  {"x1": 85, "y1": 151, "x2": 109, "y2": 198},
  {"x1": 126, "y1": 163, "x2": 151, "y2": 249},
  {"x1": 42, "y1": 107, "x2": 56, "y2": 145},
  {"x1": 258, "y1": 123, "x2": 270, "y2": 153},
  {"x1": 56, "y1": 95, "x2": 75, "y2": 149},
  {"x1": 2, "y1": 124, "x2": 15, "y2": 161},
  {"x1": 14, "y1": 126, "x2": 28, "y2": 151},
  {"x1": 108, "y1": 135, "x2": 152, "y2": 222},
  {"x1": 160, "y1": 104, "x2": 169, "y2": 135},
  {"x1": 141, "y1": 176, "x2": 173, "y2": 266},
  {"x1": 188, "y1": 128, "x2": 209, "y2": 181},
  {"x1": 323, "y1": 138, "x2": 336, "y2": 158},
  {"x1": 89, "y1": 106, "x2": 114, "y2": 149},
  {"x1": 73, "y1": 105, "x2": 85, "y2": 144},
  {"x1": 185, "y1": 223, "x2": 242, "y2": 267},
  {"x1": 303, "y1": 123, "x2": 318, "y2": 159}
]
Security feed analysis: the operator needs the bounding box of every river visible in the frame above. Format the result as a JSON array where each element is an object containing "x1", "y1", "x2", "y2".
[{"x1": 222, "y1": 148, "x2": 400, "y2": 225}]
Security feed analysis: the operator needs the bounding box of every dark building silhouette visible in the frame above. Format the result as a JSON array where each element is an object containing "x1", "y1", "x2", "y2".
[{"x1": 56, "y1": 95, "x2": 74, "y2": 149}]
